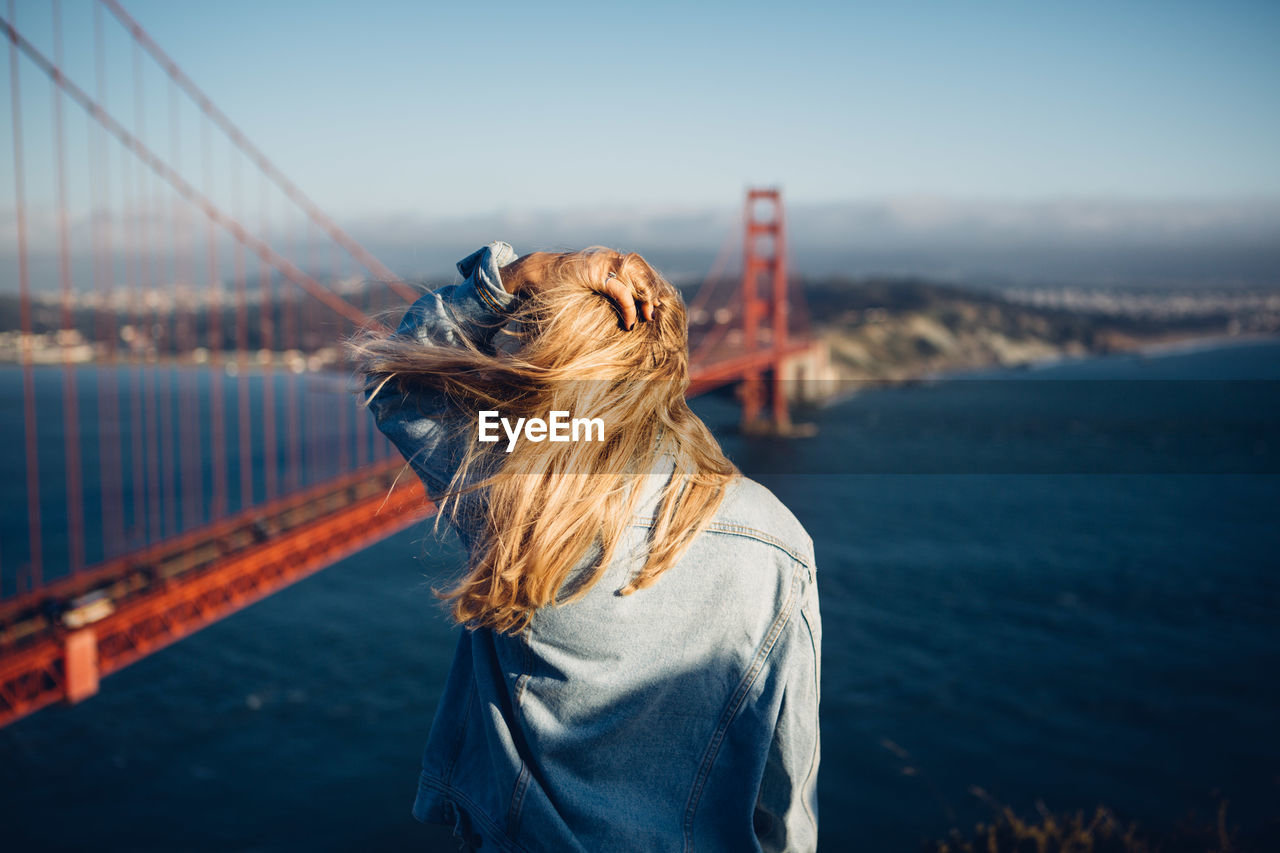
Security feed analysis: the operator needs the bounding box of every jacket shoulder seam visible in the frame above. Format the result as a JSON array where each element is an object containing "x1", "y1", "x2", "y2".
[{"x1": 632, "y1": 516, "x2": 810, "y2": 567}]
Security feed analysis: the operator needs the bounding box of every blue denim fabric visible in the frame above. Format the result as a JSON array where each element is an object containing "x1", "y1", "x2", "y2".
[{"x1": 367, "y1": 242, "x2": 821, "y2": 852}]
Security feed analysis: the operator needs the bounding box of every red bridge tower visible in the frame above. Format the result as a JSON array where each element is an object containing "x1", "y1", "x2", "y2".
[{"x1": 739, "y1": 188, "x2": 792, "y2": 433}]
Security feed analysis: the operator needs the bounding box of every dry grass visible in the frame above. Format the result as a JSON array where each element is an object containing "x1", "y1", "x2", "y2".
[
  {"x1": 873, "y1": 738, "x2": 1277, "y2": 853},
  {"x1": 923, "y1": 791, "x2": 1259, "y2": 853}
]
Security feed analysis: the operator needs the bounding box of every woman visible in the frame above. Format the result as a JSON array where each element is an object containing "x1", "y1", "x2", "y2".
[{"x1": 353, "y1": 241, "x2": 820, "y2": 852}]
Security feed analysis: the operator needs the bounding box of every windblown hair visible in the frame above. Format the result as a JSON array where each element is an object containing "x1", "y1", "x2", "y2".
[{"x1": 349, "y1": 249, "x2": 738, "y2": 634}]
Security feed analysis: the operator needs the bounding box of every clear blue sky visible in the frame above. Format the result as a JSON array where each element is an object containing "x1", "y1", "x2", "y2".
[{"x1": 8, "y1": 0, "x2": 1280, "y2": 222}]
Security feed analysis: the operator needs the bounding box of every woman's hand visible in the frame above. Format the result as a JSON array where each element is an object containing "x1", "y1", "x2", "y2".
[{"x1": 501, "y1": 250, "x2": 656, "y2": 331}]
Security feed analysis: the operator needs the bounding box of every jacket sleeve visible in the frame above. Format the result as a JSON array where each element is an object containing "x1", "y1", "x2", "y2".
[
  {"x1": 364, "y1": 241, "x2": 519, "y2": 499},
  {"x1": 755, "y1": 565, "x2": 822, "y2": 853}
]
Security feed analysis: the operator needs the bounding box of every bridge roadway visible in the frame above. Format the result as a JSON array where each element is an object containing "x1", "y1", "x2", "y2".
[
  {"x1": 0, "y1": 343, "x2": 817, "y2": 728},
  {"x1": 0, "y1": 461, "x2": 429, "y2": 728}
]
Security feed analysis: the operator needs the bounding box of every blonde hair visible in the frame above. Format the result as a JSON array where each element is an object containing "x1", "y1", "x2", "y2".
[{"x1": 350, "y1": 249, "x2": 738, "y2": 633}]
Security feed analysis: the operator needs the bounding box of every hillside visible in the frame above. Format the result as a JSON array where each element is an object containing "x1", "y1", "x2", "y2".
[{"x1": 798, "y1": 277, "x2": 1275, "y2": 382}]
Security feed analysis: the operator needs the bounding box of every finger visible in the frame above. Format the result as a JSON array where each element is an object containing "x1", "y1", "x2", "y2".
[
  {"x1": 640, "y1": 300, "x2": 655, "y2": 323},
  {"x1": 602, "y1": 278, "x2": 638, "y2": 330}
]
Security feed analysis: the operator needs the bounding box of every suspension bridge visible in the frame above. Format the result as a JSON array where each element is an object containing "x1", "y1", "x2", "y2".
[{"x1": 0, "y1": 0, "x2": 821, "y2": 728}]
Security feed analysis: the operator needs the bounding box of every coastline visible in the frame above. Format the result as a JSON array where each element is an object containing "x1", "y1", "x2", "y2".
[
  {"x1": 1128, "y1": 329, "x2": 1278, "y2": 358},
  {"x1": 808, "y1": 328, "x2": 1280, "y2": 407}
]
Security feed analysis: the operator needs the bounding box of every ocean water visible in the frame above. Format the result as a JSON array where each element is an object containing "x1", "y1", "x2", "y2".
[{"x1": 1, "y1": 339, "x2": 1278, "y2": 851}]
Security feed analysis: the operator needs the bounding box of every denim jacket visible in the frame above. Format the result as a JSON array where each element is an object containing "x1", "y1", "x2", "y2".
[{"x1": 367, "y1": 242, "x2": 821, "y2": 852}]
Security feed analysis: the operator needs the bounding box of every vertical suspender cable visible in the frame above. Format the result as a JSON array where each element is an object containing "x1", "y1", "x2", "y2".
[
  {"x1": 91, "y1": 0, "x2": 125, "y2": 558},
  {"x1": 172, "y1": 75, "x2": 201, "y2": 531},
  {"x1": 7, "y1": 0, "x2": 42, "y2": 591},
  {"x1": 203, "y1": 114, "x2": 227, "y2": 521},
  {"x1": 157, "y1": 79, "x2": 177, "y2": 537},
  {"x1": 134, "y1": 41, "x2": 160, "y2": 545},
  {"x1": 53, "y1": 0, "x2": 86, "y2": 575},
  {"x1": 354, "y1": 256, "x2": 368, "y2": 469},
  {"x1": 232, "y1": 148, "x2": 251, "y2": 512},
  {"x1": 284, "y1": 215, "x2": 301, "y2": 492},
  {"x1": 305, "y1": 222, "x2": 318, "y2": 486},
  {"x1": 332, "y1": 242, "x2": 348, "y2": 477},
  {"x1": 121, "y1": 72, "x2": 144, "y2": 548},
  {"x1": 259, "y1": 174, "x2": 278, "y2": 501}
]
